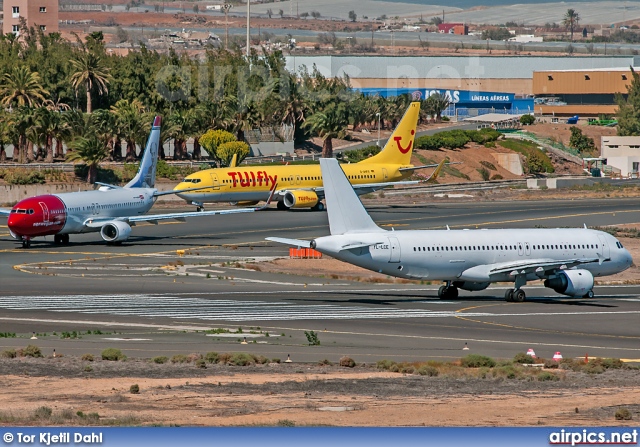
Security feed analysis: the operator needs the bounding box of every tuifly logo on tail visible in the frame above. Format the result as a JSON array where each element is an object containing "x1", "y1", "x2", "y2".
[{"x1": 395, "y1": 129, "x2": 415, "y2": 154}]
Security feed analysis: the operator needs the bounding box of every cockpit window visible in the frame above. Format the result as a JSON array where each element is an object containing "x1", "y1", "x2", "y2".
[{"x1": 28, "y1": 209, "x2": 34, "y2": 214}]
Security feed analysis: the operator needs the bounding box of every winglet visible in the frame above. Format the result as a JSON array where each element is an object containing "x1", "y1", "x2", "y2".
[
  {"x1": 427, "y1": 159, "x2": 447, "y2": 182},
  {"x1": 230, "y1": 153, "x2": 238, "y2": 168}
]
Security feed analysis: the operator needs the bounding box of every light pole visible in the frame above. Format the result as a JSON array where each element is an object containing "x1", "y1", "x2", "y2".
[
  {"x1": 246, "y1": 0, "x2": 250, "y2": 57},
  {"x1": 376, "y1": 112, "x2": 381, "y2": 147},
  {"x1": 222, "y1": 3, "x2": 232, "y2": 49}
]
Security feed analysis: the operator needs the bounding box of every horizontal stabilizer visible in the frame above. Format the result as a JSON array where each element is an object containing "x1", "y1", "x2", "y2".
[{"x1": 265, "y1": 237, "x2": 312, "y2": 248}]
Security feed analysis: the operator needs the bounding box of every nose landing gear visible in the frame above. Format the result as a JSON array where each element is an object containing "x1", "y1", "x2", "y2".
[
  {"x1": 21, "y1": 237, "x2": 31, "y2": 249},
  {"x1": 437, "y1": 282, "x2": 459, "y2": 299}
]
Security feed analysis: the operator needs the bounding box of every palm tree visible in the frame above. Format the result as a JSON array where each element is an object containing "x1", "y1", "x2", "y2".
[
  {"x1": 0, "y1": 112, "x2": 10, "y2": 162},
  {"x1": 66, "y1": 134, "x2": 109, "y2": 183},
  {"x1": 31, "y1": 108, "x2": 60, "y2": 163},
  {"x1": 10, "y1": 107, "x2": 37, "y2": 163},
  {"x1": 563, "y1": 9, "x2": 580, "y2": 41},
  {"x1": 0, "y1": 66, "x2": 49, "y2": 108},
  {"x1": 425, "y1": 92, "x2": 451, "y2": 122},
  {"x1": 111, "y1": 99, "x2": 147, "y2": 161},
  {"x1": 92, "y1": 108, "x2": 119, "y2": 160},
  {"x1": 304, "y1": 103, "x2": 349, "y2": 158},
  {"x1": 69, "y1": 50, "x2": 110, "y2": 113}
]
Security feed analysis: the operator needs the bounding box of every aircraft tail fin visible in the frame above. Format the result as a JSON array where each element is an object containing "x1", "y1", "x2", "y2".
[
  {"x1": 125, "y1": 116, "x2": 161, "y2": 189},
  {"x1": 320, "y1": 158, "x2": 383, "y2": 235},
  {"x1": 359, "y1": 102, "x2": 420, "y2": 166}
]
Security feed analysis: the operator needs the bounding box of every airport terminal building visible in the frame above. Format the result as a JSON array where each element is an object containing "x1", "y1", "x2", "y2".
[{"x1": 286, "y1": 55, "x2": 640, "y2": 117}]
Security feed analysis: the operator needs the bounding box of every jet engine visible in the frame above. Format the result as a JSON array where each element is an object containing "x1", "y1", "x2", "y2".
[
  {"x1": 453, "y1": 281, "x2": 490, "y2": 291},
  {"x1": 283, "y1": 190, "x2": 319, "y2": 208},
  {"x1": 544, "y1": 269, "x2": 594, "y2": 297},
  {"x1": 100, "y1": 221, "x2": 132, "y2": 242}
]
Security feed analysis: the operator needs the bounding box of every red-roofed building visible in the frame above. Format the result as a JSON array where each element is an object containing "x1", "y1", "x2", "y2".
[{"x1": 438, "y1": 23, "x2": 468, "y2": 35}]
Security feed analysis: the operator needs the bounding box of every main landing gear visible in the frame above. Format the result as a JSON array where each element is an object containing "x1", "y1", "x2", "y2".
[
  {"x1": 311, "y1": 202, "x2": 325, "y2": 211},
  {"x1": 438, "y1": 282, "x2": 459, "y2": 299},
  {"x1": 53, "y1": 234, "x2": 70, "y2": 245},
  {"x1": 190, "y1": 201, "x2": 204, "y2": 212},
  {"x1": 583, "y1": 290, "x2": 595, "y2": 299},
  {"x1": 276, "y1": 201, "x2": 289, "y2": 211},
  {"x1": 505, "y1": 288, "x2": 526, "y2": 302}
]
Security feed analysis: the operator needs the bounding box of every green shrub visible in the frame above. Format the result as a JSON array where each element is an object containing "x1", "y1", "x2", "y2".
[
  {"x1": 537, "y1": 371, "x2": 559, "y2": 381},
  {"x1": 277, "y1": 419, "x2": 296, "y2": 427},
  {"x1": 81, "y1": 353, "x2": 94, "y2": 362},
  {"x1": 339, "y1": 356, "x2": 356, "y2": 368},
  {"x1": 490, "y1": 174, "x2": 503, "y2": 180},
  {"x1": 217, "y1": 353, "x2": 231, "y2": 364},
  {"x1": 318, "y1": 358, "x2": 333, "y2": 366},
  {"x1": 130, "y1": 384, "x2": 140, "y2": 394},
  {"x1": 204, "y1": 352, "x2": 219, "y2": 364},
  {"x1": 254, "y1": 355, "x2": 269, "y2": 365},
  {"x1": 376, "y1": 359, "x2": 396, "y2": 370},
  {"x1": 477, "y1": 167, "x2": 490, "y2": 181},
  {"x1": 304, "y1": 330, "x2": 320, "y2": 346},
  {"x1": 84, "y1": 365, "x2": 93, "y2": 372},
  {"x1": 22, "y1": 344, "x2": 43, "y2": 358},
  {"x1": 101, "y1": 348, "x2": 125, "y2": 361},
  {"x1": 544, "y1": 359, "x2": 559, "y2": 369},
  {"x1": 513, "y1": 352, "x2": 535, "y2": 364},
  {"x1": 170, "y1": 354, "x2": 189, "y2": 364},
  {"x1": 229, "y1": 352, "x2": 254, "y2": 366},
  {"x1": 1, "y1": 349, "x2": 16, "y2": 359},
  {"x1": 34, "y1": 406, "x2": 52, "y2": 419},
  {"x1": 400, "y1": 365, "x2": 415, "y2": 374},
  {"x1": 195, "y1": 359, "x2": 206, "y2": 368},
  {"x1": 520, "y1": 114, "x2": 536, "y2": 125},
  {"x1": 417, "y1": 365, "x2": 439, "y2": 376},
  {"x1": 153, "y1": 356, "x2": 168, "y2": 364},
  {"x1": 4, "y1": 169, "x2": 46, "y2": 185},
  {"x1": 271, "y1": 358, "x2": 281, "y2": 363},
  {"x1": 389, "y1": 363, "x2": 400, "y2": 372},
  {"x1": 341, "y1": 145, "x2": 380, "y2": 162},
  {"x1": 615, "y1": 408, "x2": 633, "y2": 420},
  {"x1": 461, "y1": 354, "x2": 496, "y2": 368}
]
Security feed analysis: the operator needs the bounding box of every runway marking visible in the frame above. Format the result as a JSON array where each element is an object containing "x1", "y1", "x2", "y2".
[
  {"x1": 454, "y1": 302, "x2": 640, "y2": 341},
  {"x1": 1, "y1": 293, "x2": 640, "y2": 324}
]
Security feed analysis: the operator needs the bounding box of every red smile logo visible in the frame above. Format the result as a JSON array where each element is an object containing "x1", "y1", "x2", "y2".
[{"x1": 395, "y1": 130, "x2": 415, "y2": 154}]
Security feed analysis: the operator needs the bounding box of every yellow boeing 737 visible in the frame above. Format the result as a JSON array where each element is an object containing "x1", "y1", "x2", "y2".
[{"x1": 174, "y1": 102, "x2": 443, "y2": 211}]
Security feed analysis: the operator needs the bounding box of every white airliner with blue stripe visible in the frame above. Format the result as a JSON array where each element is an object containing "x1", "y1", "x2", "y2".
[{"x1": 0, "y1": 116, "x2": 271, "y2": 248}]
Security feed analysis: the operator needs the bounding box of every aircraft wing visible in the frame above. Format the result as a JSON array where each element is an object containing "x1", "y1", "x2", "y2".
[
  {"x1": 265, "y1": 237, "x2": 312, "y2": 248},
  {"x1": 276, "y1": 179, "x2": 421, "y2": 201},
  {"x1": 83, "y1": 206, "x2": 258, "y2": 228},
  {"x1": 486, "y1": 257, "x2": 605, "y2": 278}
]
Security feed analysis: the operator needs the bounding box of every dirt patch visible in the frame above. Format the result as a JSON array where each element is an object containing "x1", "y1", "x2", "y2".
[
  {"x1": 1, "y1": 357, "x2": 639, "y2": 426},
  {"x1": 524, "y1": 122, "x2": 617, "y2": 151}
]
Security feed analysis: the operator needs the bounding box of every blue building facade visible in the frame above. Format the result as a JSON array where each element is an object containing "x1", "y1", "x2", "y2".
[{"x1": 355, "y1": 88, "x2": 534, "y2": 117}]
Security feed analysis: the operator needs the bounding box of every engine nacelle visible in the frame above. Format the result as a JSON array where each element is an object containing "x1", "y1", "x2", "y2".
[
  {"x1": 283, "y1": 190, "x2": 319, "y2": 209},
  {"x1": 453, "y1": 281, "x2": 490, "y2": 291},
  {"x1": 544, "y1": 269, "x2": 594, "y2": 297},
  {"x1": 100, "y1": 221, "x2": 132, "y2": 242}
]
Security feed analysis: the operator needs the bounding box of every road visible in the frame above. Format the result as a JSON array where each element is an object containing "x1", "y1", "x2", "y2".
[{"x1": 1, "y1": 197, "x2": 640, "y2": 363}]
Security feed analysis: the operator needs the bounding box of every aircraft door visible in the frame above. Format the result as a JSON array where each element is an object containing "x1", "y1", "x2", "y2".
[
  {"x1": 382, "y1": 168, "x2": 389, "y2": 180},
  {"x1": 38, "y1": 202, "x2": 50, "y2": 222},
  {"x1": 295, "y1": 175, "x2": 301, "y2": 185},
  {"x1": 517, "y1": 242, "x2": 524, "y2": 256},
  {"x1": 209, "y1": 173, "x2": 220, "y2": 190},
  {"x1": 525, "y1": 242, "x2": 530, "y2": 256},
  {"x1": 597, "y1": 235, "x2": 610, "y2": 258},
  {"x1": 388, "y1": 236, "x2": 401, "y2": 263}
]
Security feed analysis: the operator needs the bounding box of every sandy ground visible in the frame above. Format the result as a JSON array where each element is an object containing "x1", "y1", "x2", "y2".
[{"x1": 1, "y1": 358, "x2": 639, "y2": 427}]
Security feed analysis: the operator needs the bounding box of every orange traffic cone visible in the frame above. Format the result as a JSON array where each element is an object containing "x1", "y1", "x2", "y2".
[
  {"x1": 526, "y1": 348, "x2": 536, "y2": 358},
  {"x1": 552, "y1": 351, "x2": 563, "y2": 361}
]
